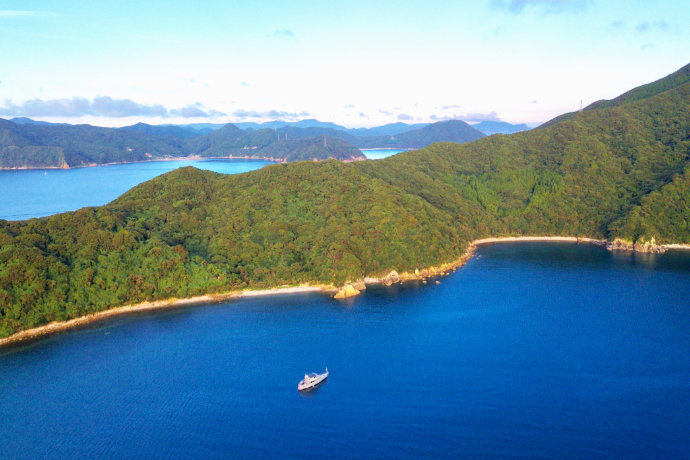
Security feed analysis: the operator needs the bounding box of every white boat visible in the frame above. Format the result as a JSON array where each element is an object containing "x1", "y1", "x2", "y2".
[{"x1": 298, "y1": 368, "x2": 328, "y2": 391}]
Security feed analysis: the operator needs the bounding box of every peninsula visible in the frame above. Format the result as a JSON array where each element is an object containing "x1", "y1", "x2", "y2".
[{"x1": 0, "y1": 63, "x2": 688, "y2": 340}]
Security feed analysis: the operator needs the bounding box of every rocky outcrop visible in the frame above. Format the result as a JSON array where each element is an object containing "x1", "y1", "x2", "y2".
[
  {"x1": 606, "y1": 238, "x2": 634, "y2": 251},
  {"x1": 351, "y1": 280, "x2": 366, "y2": 291},
  {"x1": 381, "y1": 270, "x2": 401, "y2": 286},
  {"x1": 606, "y1": 238, "x2": 666, "y2": 253},
  {"x1": 333, "y1": 284, "x2": 361, "y2": 299}
]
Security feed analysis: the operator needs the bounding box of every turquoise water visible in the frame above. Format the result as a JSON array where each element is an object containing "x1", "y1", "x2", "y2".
[
  {"x1": 1, "y1": 242, "x2": 688, "y2": 458},
  {"x1": 0, "y1": 159, "x2": 272, "y2": 220},
  {"x1": 361, "y1": 149, "x2": 407, "y2": 160}
]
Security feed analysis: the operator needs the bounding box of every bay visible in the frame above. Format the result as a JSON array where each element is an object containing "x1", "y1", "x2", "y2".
[
  {"x1": 1, "y1": 242, "x2": 688, "y2": 459},
  {"x1": 0, "y1": 159, "x2": 273, "y2": 221}
]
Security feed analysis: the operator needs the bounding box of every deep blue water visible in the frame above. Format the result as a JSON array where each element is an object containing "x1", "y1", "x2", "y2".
[
  {"x1": 1, "y1": 242, "x2": 689, "y2": 459},
  {"x1": 0, "y1": 159, "x2": 273, "y2": 220}
]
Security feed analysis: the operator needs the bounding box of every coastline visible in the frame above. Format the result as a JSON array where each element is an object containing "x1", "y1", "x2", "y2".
[
  {"x1": 0, "y1": 284, "x2": 331, "y2": 349},
  {"x1": 0, "y1": 152, "x2": 370, "y2": 171},
  {"x1": 0, "y1": 155, "x2": 279, "y2": 171},
  {"x1": 471, "y1": 236, "x2": 606, "y2": 246},
  {"x1": 362, "y1": 236, "x2": 607, "y2": 287},
  {"x1": 1, "y1": 235, "x2": 688, "y2": 349}
]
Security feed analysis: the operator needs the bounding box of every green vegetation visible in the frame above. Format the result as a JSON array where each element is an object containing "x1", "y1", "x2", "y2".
[
  {"x1": 0, "y1": 63, "x2": 688, "y2": 337},
  {"x1": 0, "y1": 120, "x2": 363, "y2": 168},
  {"x1": 0, "y1": 119, "x2": 484, "y2": 169},
  {"x1": 272, "y1": 120, "x2": 485, "y2": 149},
  {"x1": 355, "y1": 120, "x2": 485, "y2": 148},
  {"x1": 192, "y1": 126, "x2": 363, "y2": 161}
]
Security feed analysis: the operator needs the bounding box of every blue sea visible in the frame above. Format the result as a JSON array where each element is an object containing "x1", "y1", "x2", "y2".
[
  {"x1": 1, "y1": 242, "x2": 689, "y2": 459},
  {"x1": 0, "y1": 159, "x2": 273, "y2": 221},
  {"x1": 0, "y1": 151, "x2": 399, "y2": 221}
]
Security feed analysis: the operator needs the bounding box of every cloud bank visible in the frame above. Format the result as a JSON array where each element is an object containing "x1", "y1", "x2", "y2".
[
  {"x1": 232, "y1": 109, "x2": 311, "y2": 120},
  {"x1": 0, "y1": 97, "x2": 225, "y2": 118}
]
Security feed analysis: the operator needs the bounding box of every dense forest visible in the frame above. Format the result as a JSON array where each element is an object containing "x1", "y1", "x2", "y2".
[{"x1": 0, "y1": 63, "x2": 688, "y2": 337}]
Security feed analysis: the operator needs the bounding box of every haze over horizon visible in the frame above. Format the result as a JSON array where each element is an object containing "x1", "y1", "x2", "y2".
[{"x1": 1, "y1": 0, "x2": 688, "y2": 128}]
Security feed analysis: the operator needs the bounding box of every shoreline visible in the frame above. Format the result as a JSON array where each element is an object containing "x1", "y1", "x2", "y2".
[
  {"x1": 1, "y1": 235, "x2": 688, "y2": 349},
  {"x1": 0, "y1": 152, "x2": 371, "y2": 172},
  {"x1": 0, "y1": 155, "x2": 279, "y2": 172},
  {"x1": 0, "y1": 285, "x2": 331, "y2": 349}
]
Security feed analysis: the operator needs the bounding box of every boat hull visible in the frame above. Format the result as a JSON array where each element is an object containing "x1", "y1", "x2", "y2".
[{"x1": 297, "y1": 372, "x2": 328, "y2": 391}]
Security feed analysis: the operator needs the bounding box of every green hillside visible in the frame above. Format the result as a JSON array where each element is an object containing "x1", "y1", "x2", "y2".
[
  {"x1": 356, "y1": 120, "x2": 485, "y2": 148},
  {"x1": 0, "y1": 63, "x2": 688, "y2": 337},
  {"x1": 0, "y1": 120, "x2": 365, "y2": 168}
]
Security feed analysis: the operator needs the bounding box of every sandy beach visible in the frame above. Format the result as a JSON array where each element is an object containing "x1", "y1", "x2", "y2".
[
  {"x1": 472, "y1": 236, "x2": 606, "y2": 246},
  {"x1": 0, "y1": 284, "x2": 330, "y2": 349}
]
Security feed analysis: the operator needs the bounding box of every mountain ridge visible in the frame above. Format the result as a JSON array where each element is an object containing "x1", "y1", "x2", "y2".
[{"x1": 0, "y1": 118, "x2": 486, "y2": 168}]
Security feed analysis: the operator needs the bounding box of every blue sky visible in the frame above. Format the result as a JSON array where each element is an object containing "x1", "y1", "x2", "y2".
[{"x1": 0, "y1": 0, "x2": 687, "y2": 127}]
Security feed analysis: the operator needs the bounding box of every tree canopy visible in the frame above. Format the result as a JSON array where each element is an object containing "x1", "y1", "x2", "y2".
[{"x1": 0, "y1": 63, "x2": 688, "y2": 337}]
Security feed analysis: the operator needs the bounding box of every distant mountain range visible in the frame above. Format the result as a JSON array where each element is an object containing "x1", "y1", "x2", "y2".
[
  {"x1": 171, "y1": 118, "x2": 530, "y2": 136},
  {"x1": 1, "y1": 117, "x2": 491, "y2": 169},
  {"x1": 470, "y1": 121, "x2": 530, "y2": 135}
]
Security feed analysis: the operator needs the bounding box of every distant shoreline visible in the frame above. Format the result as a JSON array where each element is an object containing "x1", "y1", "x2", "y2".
[
  {"x1": 0, "y1": 155, "x2": 278, "y2": 172},
  {"x1": 1, "y1": 236, "x2": 688, "y2": 349},
  {"x1": 0, "y1": 150, "x2": 407, "y2": 171}
]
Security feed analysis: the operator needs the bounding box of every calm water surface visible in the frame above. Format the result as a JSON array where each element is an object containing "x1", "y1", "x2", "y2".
[
  {"x1": 1, "y1": 243, "x2": 688, "y2": 459},
  {"x1": 0, "y1": 159, "x2": 273, "y2": 220}
]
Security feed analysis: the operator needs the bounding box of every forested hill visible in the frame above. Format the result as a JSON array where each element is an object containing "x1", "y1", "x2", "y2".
[
  {"x1": 541, "y1": 63, "x2": 690, "y2": 128},
  {"x1": 356, "y1": 120, "x2": 485, "y2": 148},
  {"x1": 270, "y1": 119, "x2": 485, "y2": 148},
  {"x1": 0, "y1": 63, "x2": 688, "y2": 337},
  {"x1": 0, "y1": 120, "x2": 365, "y2": 168}
]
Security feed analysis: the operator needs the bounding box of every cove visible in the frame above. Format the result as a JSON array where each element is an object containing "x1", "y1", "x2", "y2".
[{"x1": 1, "y1": 242, "x2": 688, "y2": 458}]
